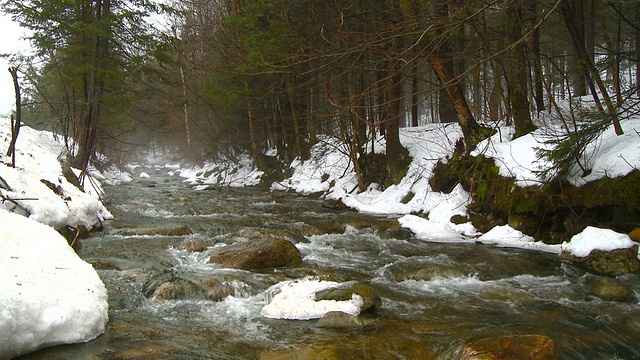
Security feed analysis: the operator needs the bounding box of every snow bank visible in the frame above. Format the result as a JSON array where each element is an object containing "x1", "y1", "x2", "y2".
[
  {"x1": 0, "y1": 210, "x2": 108, "y2": 359},
  {"x1": 179, "y1": 154, "x2": 263, "y2": 188},
  {"x1": 474, "y1": 117, "x2": 640, "y2": 187},
  {"x1": 0, "y1": 120, "x2": 112, "y2": 229},
  {"x1": 562, "y1": 226, "x2": 638, "y2": 258},
  {"x1": 261, "y1": 278, "x2": 364, "y2": 320},
  {"x1": 478, "y1": 225, "x2": 561, "y2": 254}
]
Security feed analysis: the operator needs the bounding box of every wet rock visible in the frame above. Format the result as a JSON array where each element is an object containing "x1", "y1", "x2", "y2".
[
  {"x1": 151, "y1": 281, "x2": 185, "y2": 300},
  {"x1": 209, "y1": 238, "x2": 303, "y2": 270},
  {"x1": 315, "y1": 283, "x2": 381, "y2": 313},
  {"x1": 119, "y1": 224, "x2": 192, "y2": 236},
  {"x1": 561, "y1": 245, "x2": 640, "y2": 276},
  {"x1": 629, "y1": 227, "x2": 640, "y2": 242},
  {"x1": 90, "y1": 259, "x2": 121, "y2": 270},
  {"x1": 585, "y1": 276, "x2": 636, "y2": 303},
  {"x1": 407, "y1": 264, "x2": 463, "y2": 281},
  {"x1": 379, "y1": 226, "x2": 413, "y2": 240},
  {"x1": 183, "y1": 239, "x2": 208, "y2": 253},
  {"x1": 144, "y1": 271, "x2": 208, "y2": 300},
  {"x1": 238, "y1": 227, "x2": 308, "y2": 244},
  {"x1": 316, "y1": 311, "x2": 364, "y2": 329},
  {"x1": 508, "y1": 213, "x2": 538, "y2": 236},
  {"x1": 457, "y1": 334, "x2": 556, "y2": 360},
  {"x1": 451, "y1": 214, "x2": 470, "y2": 225}
]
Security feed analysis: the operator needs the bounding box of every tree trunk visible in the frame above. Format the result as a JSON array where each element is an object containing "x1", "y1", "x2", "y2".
[
  {"x1": 527, "y1": 1, "x2": 545, "y2": 112},
  {"x1": 411, "y1": 64, "x2": 419, "y2": 127},
  {"x1": 636, "y1": 2, "x2": 640, "y2": 98},
  {"x1": 385, "y1": 68, "x2": 404, "y2": 184},
  {"x1": 435, "y1": 1, "x2": 457, "y2": 124},
  {"x1": 561, "y1": 0, "x2": 624, "y2": 136},
  {"x1": 566, "y1": 0, "x2": 587, "y2": 97},
  {"x1": 6, "y1": 66, "x2": 22, "y2": 167},
  {"x1": 429, "y1": 55, "x2": 482, "y2": 140},
  {"x1": 506, "y1": 0, "x2": 536, "y2": 138},
  {"x1": 180, "y1": 66, "x2": 192, "y2": 147}
]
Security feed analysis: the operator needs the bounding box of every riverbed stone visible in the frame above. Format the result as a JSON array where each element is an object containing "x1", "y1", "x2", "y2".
[
  {"x1": 314, "y1": 283, "x2": 381, "y2": 313},
  {"x1": 560, "y1": 245, "x2": 640, "y2": 276},
  {"x1": 457, "y1": 334, "x2": 556, "y2": 360},
  {"x1": 119, "y1": 224, "x2": 192, "y2": 236},
  {"x1": 585, "y1": 276, "x2": 636, "y2": 302},
  {"x1": 183, "y1": 239, "x2": 208, "y2": 253},
  {"x1": 209, "y1": 237, "x2": 303, "y2": 270},
  {"x1": 238, "y1": 227, "x2": 308, "y2": 244},
  {"x1": 629, "y1": 227, "x2": 640, "y2": 242},
  {"x1": 316, "y1": 311, "x2": 364, "y2": 329}
]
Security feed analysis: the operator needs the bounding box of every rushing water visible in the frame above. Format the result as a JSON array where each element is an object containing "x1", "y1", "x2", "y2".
[{"x1": 17, "y1": 165, "x2": 640, "y2": 359}]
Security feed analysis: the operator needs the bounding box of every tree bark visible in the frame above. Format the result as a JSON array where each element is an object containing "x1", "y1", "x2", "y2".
[
  {"x1": 561, "y1": 0, "x2": 624, "y2": 136},
  {"x1": 6, "y1": 66, "x2": 22, "y2": 167},
  {"x1": 429, "y1": 55, "x2": 481, "y2": 140},
  {"x1": 506, "y1": 0, "x2": 536, "y2": 138}
]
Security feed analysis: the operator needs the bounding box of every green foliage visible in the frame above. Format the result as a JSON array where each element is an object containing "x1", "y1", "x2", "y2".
[{"x1": 535, "y1": 108, "x2": 612, "y2": 182}]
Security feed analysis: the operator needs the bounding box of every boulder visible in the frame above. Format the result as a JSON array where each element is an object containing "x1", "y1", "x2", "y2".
[
  {"x1": 561, "y1": 245, "x2": 640, "y2": 276},
  {"x1": 457, "y1": 334, "x2": 555, "y2": 360},
  {"x1": 315, "y1": 283, "x2": 381, "y2": 313},
  {"x1": 209, "y1": 238, "x2": 303, "y2": 270}
]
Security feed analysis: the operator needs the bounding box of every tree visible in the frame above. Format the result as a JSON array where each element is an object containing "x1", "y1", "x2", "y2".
[
  {"x1": 505, "y1": 0, "x2": 537, "y2": 138},
  {"x1": 2, "y1": 0, "x2": 165, "y2": 176}
]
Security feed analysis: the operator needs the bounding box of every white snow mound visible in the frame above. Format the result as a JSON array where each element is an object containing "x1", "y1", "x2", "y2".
[
  {"x1": 562, "y1": 226, "x2": 638, "y2": 258},
  {"x1": 0, "y1": 210, "x2": 109, "y2": 359},
  {"x1": 261, "y1": 278, "x2": 364, "y2": 320}
]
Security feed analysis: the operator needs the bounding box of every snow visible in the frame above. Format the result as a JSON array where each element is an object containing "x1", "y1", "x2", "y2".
[
  {"x1": 0, "y1": 211, "x2": 108, "y2": 359},
  {"x1": 562, "y1": 226, "x2": 638, "y2": 258},
  {"x1": 478, "y1": 225, "x2": 561, "y2": 254},
  {"x1": 0, "y1": 119, "x2": 111, "y2": 358},
  {"x1": 261, "y1": 277, "x2": 364, "y2": 320},
  {"x1": 0, "y1": 121, "x2": 113, "y2": 230},
  {"x1": 172, "y1": 114, "x2": 640, "y2": 258},
  {"x1": 473, "y1": 117, "x2": 640, "y2": 187}
]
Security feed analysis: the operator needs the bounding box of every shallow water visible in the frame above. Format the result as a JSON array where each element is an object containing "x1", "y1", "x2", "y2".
[{"x1": 17, "y1": 165, "x2": 640, "y2": 359}]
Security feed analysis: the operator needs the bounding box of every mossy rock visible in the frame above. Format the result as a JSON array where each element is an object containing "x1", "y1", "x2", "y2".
[{"x1": 209, "y1": 238, "x2": 303, "y2": 270}]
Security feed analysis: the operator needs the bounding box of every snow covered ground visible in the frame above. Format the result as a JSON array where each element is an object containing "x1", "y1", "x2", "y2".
[
  {"x1": 180, "y1": 116, "x2": 640, "y2": 260},
  {"x1": 0, "y1": 119, "x2": 111, "y2": 359}
]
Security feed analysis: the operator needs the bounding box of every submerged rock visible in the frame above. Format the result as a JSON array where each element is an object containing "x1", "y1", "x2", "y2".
[
  {"x1": 457, "y1": 334, "x2": 556, "y2": 360},
  {"x1": 584, "y1": 276, "x2": 636, "y2": 303},
  {"x1": 209, "y1": 237, "x2": 303, "y2": 270},
  {"x1": 119, "y1": 224, "x2": 192, "y2": 236},
  {"x1": 316, "y1": 311, "x2": 364, "y2": 329}
]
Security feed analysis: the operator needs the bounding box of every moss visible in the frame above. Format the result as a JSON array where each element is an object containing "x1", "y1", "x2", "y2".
[{"x1": 430, "y1": 151, "x2": 640, "y2": 241}]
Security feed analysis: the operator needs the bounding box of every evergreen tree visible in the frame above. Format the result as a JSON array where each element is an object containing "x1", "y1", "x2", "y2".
[{"x1": 1, "y1": 0, "x2": 166, "y2": 177}]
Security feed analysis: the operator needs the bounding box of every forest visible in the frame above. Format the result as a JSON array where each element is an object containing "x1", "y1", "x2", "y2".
[{"x1": 1, "y1": 0, "x2": 639, "y2": 191}]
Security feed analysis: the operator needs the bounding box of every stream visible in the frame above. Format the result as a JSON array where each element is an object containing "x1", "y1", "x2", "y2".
[{"x1": 17, "y1": 164, "x2": 640, "y2": 359}]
